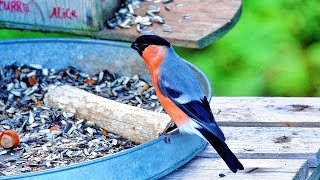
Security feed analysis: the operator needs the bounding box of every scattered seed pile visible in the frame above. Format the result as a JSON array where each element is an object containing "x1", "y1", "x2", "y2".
[
  {"x1": 0, "y1": 64, "x2": 162, "y2": 176},
  {"x1": 106, "y1": 0, "x2": 190, "y2": 34}
]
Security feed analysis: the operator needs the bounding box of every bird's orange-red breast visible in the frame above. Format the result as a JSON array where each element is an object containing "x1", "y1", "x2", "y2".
[{"x1": 142, "y1": 45, "x2": 189, "y2": 126}]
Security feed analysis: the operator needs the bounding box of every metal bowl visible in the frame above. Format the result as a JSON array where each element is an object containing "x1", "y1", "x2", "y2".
[{"x1": 0, "y1": 38, "x2": 211, "y2": 180}]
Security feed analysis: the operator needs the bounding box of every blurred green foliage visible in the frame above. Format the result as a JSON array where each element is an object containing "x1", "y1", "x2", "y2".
[
  {"x1": 0, "y1": 0, "x2": 319, "y2": 96},
  {"x1": 0, "y1": 30, "x2": 75, "y2": 39},
  {"x1": 176, "y1": 0, "x2": 320, "y2": 96}
]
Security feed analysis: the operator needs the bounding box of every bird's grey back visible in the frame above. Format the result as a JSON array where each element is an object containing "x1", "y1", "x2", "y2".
[{"x1": 158, "y1": 46, "x2": 205, "y2": 101}]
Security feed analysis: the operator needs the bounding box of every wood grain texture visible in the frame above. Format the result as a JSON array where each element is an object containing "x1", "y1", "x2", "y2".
[
  {"x1": 164, "y1": 97, "x2": 319, "y2": 179},
  {"x1": 96, "y1": 0, "x2": 242, "y2": 48},
  {"x1": 210, "y1": 97, "x2": 320, "y2": 127},
  {"x1": 0, "y1": 0, "x2": 120, "y2": 31},
  {"x1": 43, "y1": 85, "x2": 172, "y2": 144},
  {"x1": 200, "y1": 127, "x2": 320, "y2": 160},
  {"x1": 0, "y1": 0, "x2": 242, "y2": 48},
  {"x1": 162, "y1": 158, "x2": 308, "y2": 180}
]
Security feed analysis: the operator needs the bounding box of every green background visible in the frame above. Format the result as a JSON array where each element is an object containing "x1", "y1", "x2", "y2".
[{"x1": 0, "y1": 1, "x2": 319, "y2": 97}]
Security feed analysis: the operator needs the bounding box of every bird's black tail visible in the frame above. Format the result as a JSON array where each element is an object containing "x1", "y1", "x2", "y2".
[{"x1": 198, "y1": 128, "x2": 244, "y2": 173}]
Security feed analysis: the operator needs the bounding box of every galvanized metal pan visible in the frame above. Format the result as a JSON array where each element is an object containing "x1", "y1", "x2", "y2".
[{"x1": 0, "y1": 38, "x2": 212, "y2": 180}]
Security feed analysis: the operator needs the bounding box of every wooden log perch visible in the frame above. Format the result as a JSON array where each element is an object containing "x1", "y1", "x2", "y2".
[{"x1": 43, "y1": 85, "x2": 172, "y2": 144}]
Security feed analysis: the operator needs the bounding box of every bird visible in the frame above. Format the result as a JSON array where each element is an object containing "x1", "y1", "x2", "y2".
[{"x1": 131, "y1": 35, "x2": 244, "y2": 173}]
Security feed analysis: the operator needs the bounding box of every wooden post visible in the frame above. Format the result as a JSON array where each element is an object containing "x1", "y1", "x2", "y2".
[{"x1": 0, "y1": 0, "x2": 121, "y2": 31}]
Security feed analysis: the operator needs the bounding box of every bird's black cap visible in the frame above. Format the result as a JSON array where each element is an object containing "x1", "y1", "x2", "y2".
[{"x1": 131, "y1": 35, "x2": 171, "y2": 55}]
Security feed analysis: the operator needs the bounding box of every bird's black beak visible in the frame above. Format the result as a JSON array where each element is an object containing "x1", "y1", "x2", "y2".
[
  {"x1": 131, "y1": 42, "x2": 140, "y2": 51},
  {"x1": 131, "y1": 42, "x2": 143, "y2": 56}
]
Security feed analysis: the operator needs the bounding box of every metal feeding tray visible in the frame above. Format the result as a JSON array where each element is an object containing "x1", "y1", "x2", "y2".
[{"x1": 0, "y1": 38, "x2": 211, "y2": 179}]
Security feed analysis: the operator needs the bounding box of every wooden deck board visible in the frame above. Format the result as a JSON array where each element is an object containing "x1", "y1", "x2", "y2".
[
  {"x1": 162, "y1": 158, "x2": 308, "y2": 180},
  {"x1": 200, "y1": 127, "x2": 320, "y2": 159},
  {"x1": 209, "y1": 97, "x2": 320, "y2": 127},
  {"x1": 164, "y1": 97, "x2": 320, "y2": 179}
]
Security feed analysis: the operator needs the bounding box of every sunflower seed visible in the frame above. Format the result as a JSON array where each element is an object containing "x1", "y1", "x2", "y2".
[
  {"x1": 20, "y1": 82, "x2": 27, "y2": 89},
  {"x1": 6, "y1": 107, "x2": 15, "y2": 113},
  {"x1": 30, "y1": 64, "x2": 43, "y2": 69},
  {"x1": 95, "y1": 85, "x2": 101, "y2": 93},
  {"x1": 7, "y1": 82, "x2": 14, "y2": 91},
  {"x1": 148, "y1": 5, "x2": 160, "y2": 13},
  {"x1": 26, "y1": 71, "x2": 36, "y2": 77},
  {"x1": 162, "y1": 0, "x2": 173, "y2": 4},
  {"x1": 42, "y1": 68, "x2": 49, "y2": 76},
  {"x1": 62, "y1": 112, "x2": 74, "y2": 118},
  {"x1": 10, "y1": 90, "x2": 21, "y2": 97},
  {"x1": 86, "y1": 127, "x2": 94, "y2": 135},
  {"x1": 176, "y1": 2, "x2": 184, "y2": 7},
  {"x1": 30, "y1": 123, "x2": 39, "y2": 128},
  {"x1": 28, "y1": 112, "x2": 35, "y2": 124},
  {"x1": 165, "y1": 5, "x2": 171, "y2": 11},
  {"x1": 106, "y1": 0, "x2": 171, "y2": 33},
  {"x1": 183, "y1": 14, "x2": 192, "y2": 19}
]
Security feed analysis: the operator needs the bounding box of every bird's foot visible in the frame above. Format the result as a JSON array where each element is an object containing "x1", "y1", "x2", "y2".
[
  {"x1": 162, "y1": 129, "x2": 179, "y2": 144},
  {"x1": 164, "y1": 134, "x2": 171, "y2": 144}
]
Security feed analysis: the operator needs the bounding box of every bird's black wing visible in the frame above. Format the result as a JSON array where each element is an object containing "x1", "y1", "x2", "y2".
[{"x1": 158, "y1": 75, "x2": 225, "y2": 141}]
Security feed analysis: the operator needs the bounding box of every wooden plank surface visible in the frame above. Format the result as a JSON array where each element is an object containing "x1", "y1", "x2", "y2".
[
  {"x1": 162, "y1": 158, "x2": 308, "y2": 180},
  {"x1": 200, "y1": 127, "x2": 320, "y2": 160},
  {"x1": 96, "y1": 0, "x2": 242, "y2": 48},
  {"x1": 164, "y1": 97, "x2": 320, "y2": 179},
  {"x1": 0, "y1": 0, "x2": 241, "y2": 48},
  {"x1": 210, "y1": 97, "x2": 320, "y2": 127}
]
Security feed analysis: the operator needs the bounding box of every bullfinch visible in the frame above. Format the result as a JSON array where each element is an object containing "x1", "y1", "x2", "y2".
[{"x1": 131, "y1": 35, "x2": 244, "y2": 173}]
